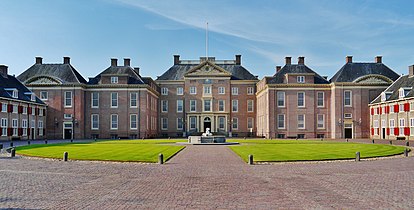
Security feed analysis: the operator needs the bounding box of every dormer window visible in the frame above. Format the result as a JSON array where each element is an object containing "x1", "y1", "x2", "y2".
[
  {"x1": 381, "y1": 92, "x2": 386, "y2": 102},
  {"x1": 12, "y1": 90, "x2": 18, "y2": 98},
  {"x1": 399, "y1": 88, "x2": 405, "y2": 99},
  {"x1": 111, "y1": 77, "x2": 118, "y2": 84},
  {"x1": 31, "y1": 94, "x2": 36, "y2": 101},
  {"x1": 297, "y1": 76, "x2": 305, "y2": 83},
  {"x1": 5, "y1": 88, "x2": 18, "y2": 98},
  {"x1": 398, "y1": 87, "x2": 411, "y2": 99}
]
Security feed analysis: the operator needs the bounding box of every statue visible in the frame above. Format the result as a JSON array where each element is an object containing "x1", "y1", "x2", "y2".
[{"x1": 202, "y1": 128, "x2": 213, "y2": 137}]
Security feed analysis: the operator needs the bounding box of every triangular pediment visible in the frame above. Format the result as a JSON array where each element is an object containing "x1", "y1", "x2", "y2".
[{"x1": 184, "y1": 61, "x2": 231, "y2": 77}]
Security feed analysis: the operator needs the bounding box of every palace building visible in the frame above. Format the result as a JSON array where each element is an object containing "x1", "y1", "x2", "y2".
[
  {"x1": 0, "y1": 65, "x2": 46, "y2": 141},
  {"x1": 10, "y1": 54, "x2": 403, "y2": 140},
  {"x1": 370, "y1": 65, "x2": 414, "y2": 140}
]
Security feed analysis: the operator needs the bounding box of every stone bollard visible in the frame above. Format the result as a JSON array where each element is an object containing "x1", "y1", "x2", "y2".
[
  {"x1": 63, "y1": 152, "x2": 68, "y2": 161},
  {"x1": 389, "y1": 140, "x2": 392, "y2": 145},
  {"x1": 346, "y1": 139, "x2": 348, "y2": 142},
  {"x1": 10, "y1": 142, "x2": 13, "y2": 147},
  {"x1": 404, "y1": 148, "x2": 409, "y2": 157},
  {"x1": 70, "y1": 139, "x2": 73, "y2": 143},
  {"x1": 11, "y1": 148, "x2": 16, "y2": 157},
  {"x1": 355, "y1": 152, "x2": 360, "y2": 161},
  {"x1": 158, "y1": 153, "x2": 164, "y2": 164},
  {"x1": 0, "y1": 144, "x2": 3, "y2": 150},
  {"x1": 248, "y1": 155, "x2": 254, "y2": 165},
  {"x1": 372, "y1": 139, "x2": 375, "y2": 144},
  {"x1": 406, "y1": 141, "x2": 410, "y2": 147},
  {"x1": 28, "y1": 140, "x2": 30, "y2": 145},
  {"x1": 45, "y1": 140, "x2": 48, "y2": 144}
]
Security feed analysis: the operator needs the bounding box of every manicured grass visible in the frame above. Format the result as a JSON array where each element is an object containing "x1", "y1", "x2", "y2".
[
  {"x1": 16, "y1": 140, "x2": 185, "y2": 163},
  {"x1": 229, "y1": 140, "x2": 408, "y2": 162}
]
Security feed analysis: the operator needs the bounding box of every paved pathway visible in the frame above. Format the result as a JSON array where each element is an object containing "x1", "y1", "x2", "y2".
[{"x1": 0, "y1": 145, "x2": 413, "y2": 209}]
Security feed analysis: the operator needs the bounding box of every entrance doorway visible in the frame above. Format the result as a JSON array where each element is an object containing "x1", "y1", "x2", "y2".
[
  {"x1": 63, "y1": 122, "x2": 73, "y2": 139},
  {"x1": 382, "y1": 128, "x2": 386, "y2": 139},
  {"x1": 344, "y1": 123, "x2": 353, "y2": 139},
  {"x1": 203, "y1": 117, "x2": 211, "y2": 132}
]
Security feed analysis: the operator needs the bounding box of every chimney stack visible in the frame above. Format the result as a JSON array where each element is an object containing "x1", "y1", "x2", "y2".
[
  {"x1": 235, "y1": 55, "x2": 241, "y2": 65},
  {"x1": 174, "y1": 55, "x2": 180, "y2": 65},
  {"x1": 134, "y1": 67, "x2": 140, "y2": 75},
  {"x1": 409, "y1": 65, "x2": 414, "y2": 77},
  {"x1": 0, "y1": 65, "x2": 8, "y2": 78},
  {"x1": 63, "y1": 57, "x2": 70, "y2": 64},
  {"x1": 111, "y1": 58, "x2": 118, "y2": 67},
  {"x1": 35, "y1": 57, "x2": 43, "y2": 64},
  {"x1": 285, "y1": 57, "x2": 291, "y2": 65},
  {"x1": 346, "y1": 56, "x2": 353, "y2": 63},
  {"x1": 124, "y1": 58, "x2": 131, "y2": 66},
  {"x1": 276, "y1": 66, "x2": 282, "y2": 73},
  {"x1": 298, "y1": 56, "x2": 305, "y2": 65},
  {"x1": 375, "y1": 56, "x2": 382, "y2": 63}
]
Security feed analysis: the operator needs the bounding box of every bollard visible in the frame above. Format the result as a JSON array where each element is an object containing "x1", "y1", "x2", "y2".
[
  {"x1": 389, "y1": 140, "x2": 392, "y2": 145},
  {"x1": 70, "y1": 139, "x2": 73, "y2": 143},
  {"x1": 406, "y1": 141, "x2": 410, "y2": 147},
  {"x1": 11, "y1": 148, "x2": 16, "y2": 157},
  {"x1": 28, "y1": 140, "x2": 30, "y2": 145},
  {"x1": 404, "y1": 148, "x2": 409, "y2": 157},
  {"x1": 0, "y1": 144, "x2": 3, "y2": 150},
  {"x1": 158, "y1": 153, "x2": 164, "y2": 164},
  {"x1": 296, "y1": 138, "x2": 298, "y2": 140},
  {"x1": 244, "y1": 137, "x2": 246, "y2": 140},
  {"x1": 45, "y1": 140, "x2": 48, "y2": 144},
  {"x1": 248, "y1": 154, "x2": 254, "y2": 165},
  {"x1": 270, "y1": 138, "x2": 272, "y2": 140},
  {"x1": 355, "y1": 152, "x2": 360, "y2": 161},
  {"x1": 10, "y1": 142, "x2": 13, "y2": 147},
  {"x1": 372, "y1": 139, "x2": 375, "y2": 144},
  {"x1": 63, "y1": 152, "x2": 68, "y2": 161},
  {"x1": 320, "y1": 138, "x2": 323, "y2": 141},
  {"x1": 346, "y1": 139, "x2": 348, "y2": 142}
]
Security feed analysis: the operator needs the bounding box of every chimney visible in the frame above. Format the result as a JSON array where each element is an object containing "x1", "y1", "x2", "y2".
[
  {"x1": 375, "y1": 56, "x2": 382, "y2": 63},
  {"x1": 35, "y1": 57, "x2": 43, "y2": 64},
  {"x1": 298, "y1": 56, "x2": 305, "y2": 65},
  {"x1": 124, "y1": 58, "x2": 131, "y2": 66},
  {"x1": 111, "y1": 58, "x2": 118, "y2": 67},
  {"x1": 235, "y1": 55, "x2": 241, "y2": 65},
  {"x1": 323, "y1": 76, "x2": 328, "y2": 80},
  {"x1": 174, "y1": 55, "x2": 180, "y2": 65},
  {"x1": 346, "y1": 56, "x2": 353, "y2": 63},
  {"x1": 409, "y1": 65, "x2": 414, "y2": 77},
  {"x1": 285, "y1": 57, "x2": 291, "y2": 65},
  {"x1": 134, "y1": 67, "x2": 140, "y2": 75},
  {"x1": 0, "y1": 65, "x2": 8, "y2": 78},
  {"x1": 276, "y1": 66, "x2": 282, "y2": 73},
  {"x1": 63, "y1": 57, "x2": 70, "y2": 64}
]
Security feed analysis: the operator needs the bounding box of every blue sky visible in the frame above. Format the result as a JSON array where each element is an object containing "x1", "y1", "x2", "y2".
[{"x1": 1, "y1": 0, "x2": 414, "y2": 79}]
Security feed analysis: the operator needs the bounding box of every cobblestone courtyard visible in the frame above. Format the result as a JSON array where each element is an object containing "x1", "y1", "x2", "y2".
[{"x1": 1, "y1": 144, "x2": 413, "y2": 209}]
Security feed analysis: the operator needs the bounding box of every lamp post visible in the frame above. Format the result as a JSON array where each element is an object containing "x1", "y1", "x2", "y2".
[{"x1": 228, "y1": 118, "x2": 233, "y2": 137}]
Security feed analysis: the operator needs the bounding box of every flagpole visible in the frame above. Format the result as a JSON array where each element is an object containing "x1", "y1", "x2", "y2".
[{"x1": 206, "y1": 22, "x2": 208, "y2": 60}]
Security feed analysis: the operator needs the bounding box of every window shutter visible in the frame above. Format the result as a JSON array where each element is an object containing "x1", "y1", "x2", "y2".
[
  {"x1": 379, "y1": 107, "x2": 382, "y2": 115},
  {"x1": 28, "y1": 106, "x2": 32, "y2": 115},
  {"x1": 394, "y1": 104, "x2": 399, "y2": 113},
  {"x1": 404, "y1": 127, "x2": 410, "y2": 136},
  {"x1": 371, "y1": 128, "x2": 374, "y2": 135},
  {"x1": 8, "y1": 128, "x2": 12, "y2": 136},
  {"x1": 7, "y1": 104, "x2": 12, "y2": 113},
  {"x1": 371, "y1": 108, "x2": 374, "y2": 115},
  {"x1": 394, "y1": 127, "x2": 399, "y2": 136},
  {"x1": 27, "y1": 128, "x2": 31, "y2": 136},
  {"x1": 18, "y1": 106, "x2": 23, "y2": 114},
  {"x1": 386, "y1": 128, "x2": 390, "y2": 135},
  {"x1": 18, "y1": 128, "x2": 23, "y2": 136},
  {"x1": 404, "y1": 103, "x2": 409, "y2": 112},
  {"x1": 0, "y1": 127, "x2": 2, "y2": 136},
  {"x1": 0, "y1": 103, "x2": 2, "y2": 111}
]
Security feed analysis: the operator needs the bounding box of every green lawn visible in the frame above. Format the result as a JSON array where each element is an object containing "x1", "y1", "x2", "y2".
[
  {"x1": 229, "y1": 140, "x2": 408, "y2": 162},
  {"x1": 16, "y1": 140, "x2": 186, "y2": 163}
]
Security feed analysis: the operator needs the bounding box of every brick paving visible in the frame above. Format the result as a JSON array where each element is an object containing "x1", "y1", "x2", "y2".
[{"x1": 0, "y1": 144, "x2": 413, "y2": 209}]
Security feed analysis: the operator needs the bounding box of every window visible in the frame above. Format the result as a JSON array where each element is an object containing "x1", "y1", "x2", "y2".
[
  {"x1": 390, "y1": 105, "x2": 394, "y2": 113},
  {"x1": 161, "y1": 87, "x2": 168, "y2": 95},
  {"x1": 31, "y1": 107, "x2": 35, "y2": 116},
  {"x1": 12, "y1": 90, "x2": 18, "y2": 98},
  {"x1": 161, "y1": 118, "x2": 168, "y2": 130},
  {"x1": 317, "y1": 92, "x2": 324, "y2": 107},
  {"x1": 111, "y1": 77, "x2": 118, "y2": 84},
  {"x1": 218, "y1": 100, "x2": 225, "y2": 112},
  {"x1": 40, "y1": 91, "x2": 48, "y2": 100},
  {"x1": 297, "y1": 92, "x2": 305, "y2": 107},
  {"x1": 190, "y1": 117, "x2": 197, "y2": 130},
  {"x1": 12, "y1": 119, "x2": 18, "y2": 136},
  {"x1": 64, "y1": 91, "x2": 72, "y2": 107},
  {"x1": 130, "y1": 93, "x2": 137, "y2": 108},
  {"x1": 410, "y1": 118, "x2": 414, "y2": 136},
  {"x1": 161, "y1": 100, "x2": 168, "y2": 112},
  {"x1": 204, "y1": 99, "x2": 212, "y2": 112},
  {"x1": 130, "y1": 114, "x2": 137, "y2": 129},
  {"x1": 232, "y1": 118, "x2": 238, "y2": 130},
  {"x1": 247, "y1": 100, "x2": 254, "y2": 112},
  {"x1": 381, "y1": 93, "x2": 386, "y2": 102},
  {"x1": 111, "y1": 114, "x2": 118, "y2": 130},
  {"x1": 232, "y1": 100, "x2": 238, "y2": 112},
  {"x1": 399, "y1": 119, "x2": 405, "y2": 136},
  {"x1": 31, "y1": 120, "x2": 35, "y2": 128},
  {"x1": 177, "y1": 100, "x2": 183, "y2": 112},
  {"x1": 399, "y1": 89, "x2": 406, "y2": 99},
  {"x1": 390, "y1": 119, "x2": 395, "y2": 135},
  {"x1": 22, "y1": 119, "x2": 27, "y2": 136},
  {"x1": 344, "y1": 90, "x2": 352, "y2": 106},
  {"x1": 247, "y1": 87, "x2": 254, "y2": 95},
  {"x1": 91, "y1": 92, "x2": 99, "y2": 108},
  {"x1": 111, "y1": 92, "x2": 118, "y2": 108},
  {"x1": 399, "y1": 104, "x2": 404, "y2": 113},
  {"x1": 38, "y1": 121, "x2": 43, "y2": 136},
  {"x1": 247, "y1": 117, "x2": 254, "y2": 129},
  {"x1": 317, "y1": 114, "x2": 324, "y2": 129},
  {"x1": 297, "y1": 76, "x2": 305, "y2": 83},
  {"x1": 277, "y1": 114, "x2": 285, "y2": 129},
  {"x1": 218, "y1": 87, "x2": 225, "y2": 94},
  {"x1": 177, "y1": 118, "x2": 183, "y2": 130},
  {"x1": 1, "y1": 118, "x2": 7, "y2": 136},
  {"x1": 30, "y1": 94, "x2": 36, "y2": 102},
  {"x1": 190, "y1": 100, "x2": 196, "y2": 112},
  {"x1": 189, "y1": 86, "x2": 196, "y2": 94},
  {"x1": 203, "y1": 86, "x2": 211, "y2": 95},
  {"x1": 1, "y1": 104, "x2": 7, "y2": 112},
  {"x1": 64, "y1": 114, "x2": 72, "y2": 119},
  {"x1": 91, "y1": 114, "x2": 99, "y2": 130},
  {"x1": 344, "y1": 113, "x2": 352, "y2": 118},
  {"x1": 39, "y1": 109, "x2": 44, "y2": 116},
  {"x1": 12, "y1": 105, "x2": 17, "y2": 113},
  {"x1": 411, "y1": 102, "x2": 414, "y2": 111},
  {"x1": 231, "y1": 87, "x2": 238, "y2": 95},
  {"x1": 22, "y1": 106, "x2": 27, "y2": 115},
  {"x1": 218, "y1": 117, "x2": 225, "y2": 130},
  {"x1": 298, "y1": 114, "x2": 305, "y2": 129},
  {"x1": 176, "y1": 87, "x2": 183, "y2": 95}
]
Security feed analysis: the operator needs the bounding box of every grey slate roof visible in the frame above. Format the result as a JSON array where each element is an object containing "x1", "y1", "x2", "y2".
[
  {"x1": 0, "y1": 74, "x2": 44, "y2": 104},
  {"x1": 88, "y1": 66, "x2": 145, "y2": 85},
  {"x1": 156, "y1": 63, "x2": 258, "y2": 81},
  {"x1": 371, "y1": 75, "x2": 414, "y2": 104},
  {"x1": 267, "y1": 64, "x2": 329, "y2": 84},
  {"x1": 330, "y1": 63, "x2": 399, "y2": 83},
  {"x1": 17, "y1": 64, "x2": 87, "y2": 84}
]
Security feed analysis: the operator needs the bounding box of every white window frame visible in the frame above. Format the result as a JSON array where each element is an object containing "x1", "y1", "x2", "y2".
[
  {"x1": 231, "y1": 87, "x2": 239, "y2": 95},
  {"x1": 247, "y1": 117, "x2": 254, "y2": 129},
  {"x1": 399, "y1": 104, "x2": 404, "y2": 113},
  {"x1": 1, "y1": 118, "x2": 8, "y2": 136},
  {"x1": 12, "y1": 105, "x2": 18, "y2": 113},
  {"x1": 247, "y1": 100, "x2": 254, "y2": 112},
  {"x1": 189, "y1": 116, "x2": 197, "y2": 130},
  {"x1": 190, "y1": 100, "x2": 196, "y2": 112},
  {"x1": 277, "y1": 114, "x2": 285, "y2": 129},
  {"x1": 232, "y1": 100, "x2": 238, "y2": 112},
  {"x1": 1, "y1": 104, "x2": 7, "y2": 112},
  {"x1": 189, "y1": 86, "x2": 197, "y2": 95},
  {"x1": 298, "y1": 114, "x2": 305, "y2": 129},
  {"x1": 91, "y1": 114, "x2": 99, "y2": 130},
  {"x1": 22, "y1": 119, "x2": 27, "y2": 136},
  {"x1": 177, "y1": 118, "x2": 183, "y2": 130},
  {"x1": 247, "y1": 87, "x2": 254, "y2": 95},
  {"x1": 38, "y1": 120, "x2": 43, "y2": 136},
  {"x1": 130, "y1": 93, "x2": 137, "y2": 108},
  {"x1": 91, "y1": 92, "x2": 99, "y2": 108},
  {"x1": 161, "y1": 100, "x2": 168, "y2": 112},
  {"x1": 218, "y1": 117, "x2": 225, "y2": 130},
  {"x1": 297, "y1": 76, "x2": 305, "y2": 83},
  {"x1": 203, "y1": 99, "x2": 212, "y2": 112},
  {"x1": 110, "y1": 114, "x2": 118, "y2": 130},
  {"x1": 64, "y1": 91, "x2": 73, "y2": 107},
  {"x1": 130, "y1": 114, "x2": 137, "y2": 130},
  {"x1": 176, "y1": 87, "x2": 184, "y2": 95},
  {"x1": 317, "y1": 114, "x2": 324, "y2": 129},
  {"x1": 40, "y1": 91, "x2": 48, "y2": 100},
  {"x1": 399, "y1": 118, "x2": 405, "y2": 136},
  {"x1": 111, "y1": 76, "x2": 118, "y2": 84},
  {"x1": 111, "y1": 92, "x2": 118, "y2": 108},
  {"x1": 389, "y1": 119, "x2": 395, "y2": 136},
  {"x1": 297, "y1": 92, "x2": 305, "y2": 107},
  {"x1": 161, "y1": 87, "x2": 168, "y2": 95},
  {"x1": 161, "y1": 118, "x2": 168, "y2": 130},
  {"x1": 344, "y1": 90, "x2": 352, "y2": 107},
  {"x1": 410, "y1": 118, "x2": 414, "y2": 136},
  {"x1": 177, "y1": 100, "x2": 183, "y2": 113},
  {"x1": 203, "y1": 85, "x2": 212, "y2": 96},
  {"x1": 232, "y1": 117, "x2": 238, "y2": 130},
  {"x1": 218, "y1": 87, "x2": 225, "y2": 94},
  {"x1": 12, "y1": 119, "x2": 18, "y2": 136},
  {"x1": 218, "y1": 100, "x2": 225, "y2": 112},
  {"x1": 317, "y1": 92, "x2": 324, "y2": 107}
]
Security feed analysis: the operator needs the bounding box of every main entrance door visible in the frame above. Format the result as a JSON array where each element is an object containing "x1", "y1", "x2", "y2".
[
  {"x1": 204, "y1": 117, "x2": 211, "y2": 132},
  {"x1": 382, "y1": 128, "x2": 386, "y2": 139},
  {"x1": 63, "y1": 122, "x2": 73, "y2": 139},
  {"x1": 344, "y1": 123, "x2": 353, "y2": 139}
]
